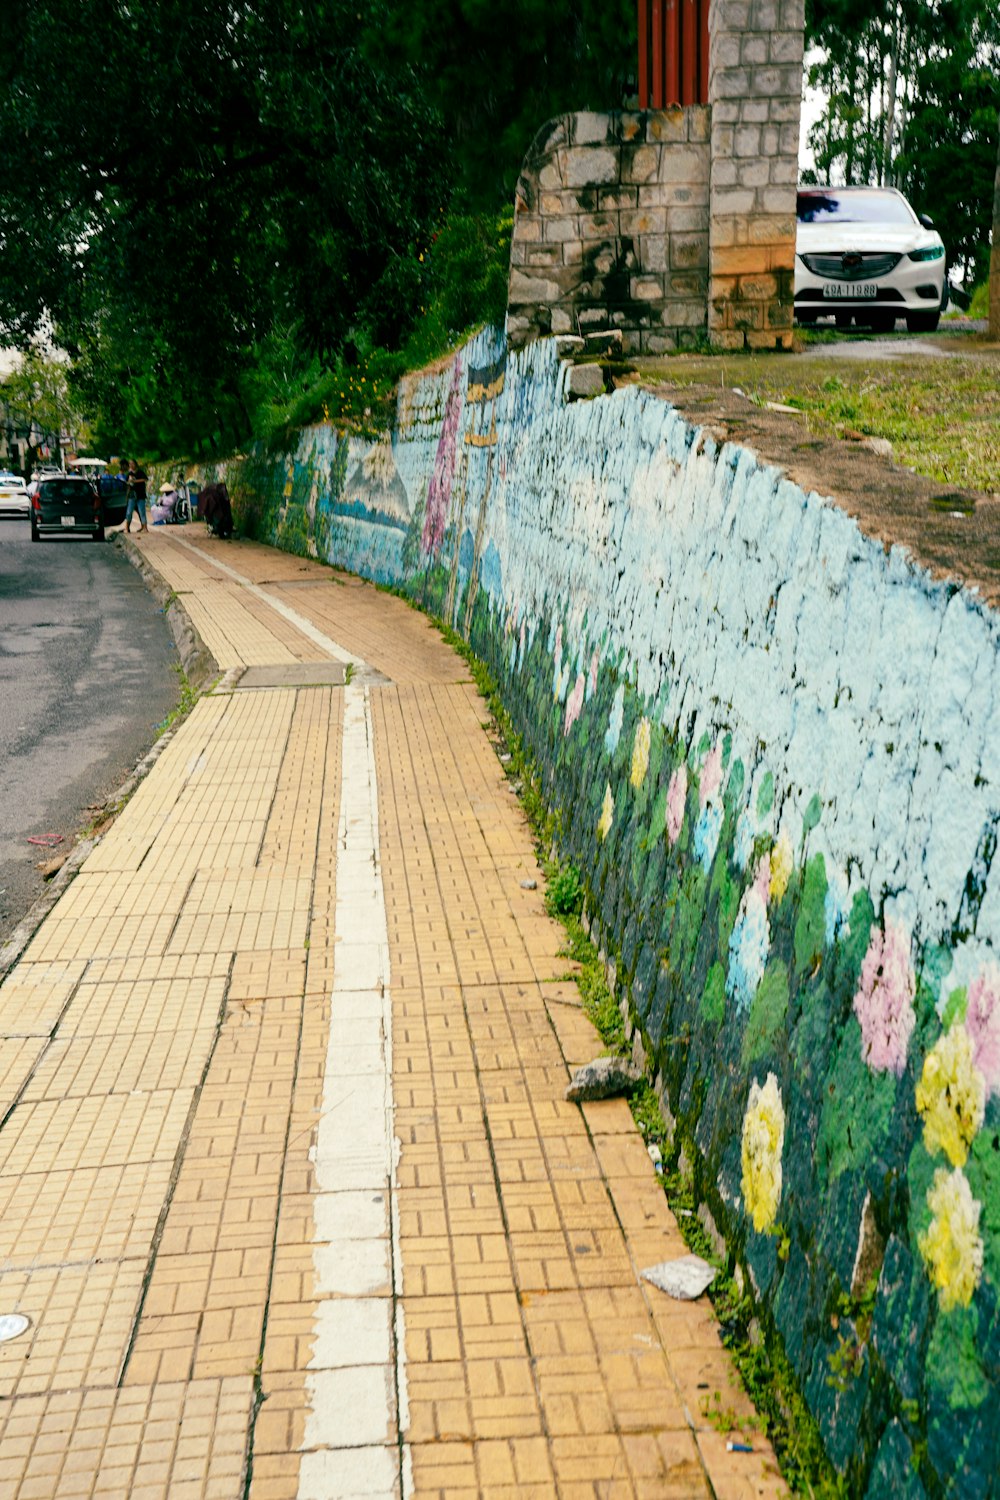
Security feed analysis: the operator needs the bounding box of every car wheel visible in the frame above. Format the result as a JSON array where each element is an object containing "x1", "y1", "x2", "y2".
[
  {"x1": 30, "y1": 522, "x2": 40, "y2": 542},
  {"x1": 796, "y1": 310, "x2": 817, "y2": 325},
  {"x1": 834, "y1": 312, "x2": 852, "y2": 328},
  {"x1": 906, "y1": 310, "x2": 940, "y2": 333},
  {"x1": 93, "y1": 526, "x2": 106, "y2": 543},
  {"x1": 867, "y1": 311, "x2": 896, "y2": 333}
]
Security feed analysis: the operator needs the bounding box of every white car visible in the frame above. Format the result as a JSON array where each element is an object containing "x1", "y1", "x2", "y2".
[
  {"x1": 0, "y1": 472, "x2": 31, "y2": 518},
  {"x1": 795, "y1": 186, "x2": 947, "y2": 334}
]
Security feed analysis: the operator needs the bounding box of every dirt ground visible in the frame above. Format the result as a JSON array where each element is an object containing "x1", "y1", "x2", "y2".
[{"x1": 627, "y1": 322, "x2": 1000, "y2": 608}]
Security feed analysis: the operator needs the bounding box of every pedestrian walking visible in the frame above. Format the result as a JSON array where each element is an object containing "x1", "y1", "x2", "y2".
[{"x1": 124, "y1": 459, "x2": 149, "y2": 533}]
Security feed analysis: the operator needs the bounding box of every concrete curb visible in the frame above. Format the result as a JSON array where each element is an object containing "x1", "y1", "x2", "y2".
[{"x1": 114, "y1": 531, "x2": 220, "y2": 690}]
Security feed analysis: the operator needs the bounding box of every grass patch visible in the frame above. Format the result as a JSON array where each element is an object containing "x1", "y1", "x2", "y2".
[
  {"x1": 154, "y1": 663, "x2": 201, "y2": 739},
  {"x1": 635, "y1": 337, "x2": 1000, "y2": 494}
]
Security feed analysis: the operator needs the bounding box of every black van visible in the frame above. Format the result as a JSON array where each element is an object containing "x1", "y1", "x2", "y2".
[{"x1": 31, "y1": 475, "x2": 106, "y2": 541}]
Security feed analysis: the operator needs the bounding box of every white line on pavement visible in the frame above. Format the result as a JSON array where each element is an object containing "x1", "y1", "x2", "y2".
[
  {"x1": 298, "y1": 683, "x2": 410, "y2": 1500},
  {"x1": 170, "y1": 536, "x2": 366, "y2": 667}
]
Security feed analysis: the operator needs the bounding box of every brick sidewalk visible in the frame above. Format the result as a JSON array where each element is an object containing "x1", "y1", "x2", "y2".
[{"x1": 0, "y1": 528, "x2": 784, "y2": 1499}]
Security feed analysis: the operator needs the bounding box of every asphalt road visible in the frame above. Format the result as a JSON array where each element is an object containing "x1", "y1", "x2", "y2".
[{"x1": 0, "y1": 520, "x2": 179, "y2": 944}]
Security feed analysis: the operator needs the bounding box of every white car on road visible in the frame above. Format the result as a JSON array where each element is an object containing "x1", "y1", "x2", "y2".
[
  {"x1": 794, "y1": 186, "x2": 947, "y2": 334},
  {"x1": 0, "y1": 472, "x2": 30, "y2": 518}
]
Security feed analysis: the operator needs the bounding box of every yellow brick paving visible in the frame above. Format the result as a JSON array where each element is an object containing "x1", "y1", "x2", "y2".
[{"x1": 0, "y1": 526, "x2": 784, "y2": 1498}]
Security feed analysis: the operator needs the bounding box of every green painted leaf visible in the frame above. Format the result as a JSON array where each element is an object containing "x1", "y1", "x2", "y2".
[
  {"x1": 702, "y1": 962, "x2": 726, "y2": 1024},
  {"x1": 757, "y1": 771, "x2": 774, "y2": 817},
  {"x1": 817, "y1": 1018, "x2": 898, "y2": 1186},
  {"x1": 794, "y1": 853, "x2": 828, "y2": 973},
  {"x1": 742, "y1": 962, "x2": 789, "y2": 1065},
  {"x1": 926, "y1": 1305, "x2": 989, "y2": 1410},
  {"x1": 802, "y1": 793, "x2": 822, "y2": 834}
]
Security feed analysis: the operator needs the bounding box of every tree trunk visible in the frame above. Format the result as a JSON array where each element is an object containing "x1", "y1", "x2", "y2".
[
  {"x1": 882, "y1": 8, "x2": 900, "y2": 185},
  {"x1": 990, "y1": 111, "x2": 1000, "y2": 340}
]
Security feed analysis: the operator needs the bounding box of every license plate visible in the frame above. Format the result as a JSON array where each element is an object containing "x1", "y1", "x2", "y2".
[
  {"x1": 823, "y1": 282, "x2": 877, "y2": 299},
  {"x1": 60, "y1": 516, "x2": 75, "y2": 527}
]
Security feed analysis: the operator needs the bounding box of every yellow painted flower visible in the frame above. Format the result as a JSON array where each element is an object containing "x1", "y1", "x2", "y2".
[
  {"x1": 769, "y1": 831, "x2": 793, "y2": 904},
  {"x1": 597, "y1": 784, "x2": 614, "y2": 842},
  {"x1": 630, "y1": 718, "x2": 651, "y2": 789},
  {"x1": 741, "y1": 1073, "x2": 785, "y2": 1233},
  {"x1": 918, "y1": 1166, "x2": 983, "y2": 1312},
  {"x1": 915, "y1": 1024, "x2": 985, "y2": 1167}
]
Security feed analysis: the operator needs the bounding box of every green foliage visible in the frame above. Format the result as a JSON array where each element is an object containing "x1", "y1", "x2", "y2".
[
  {"x1": 374, "y1": 0, "x2": 636, "y2": 208},
  {"x1": 153, "y1": 663, "x2": 204, "y2": 740},
  {"x1": 0, "y1": 0, "x2": 449, "y2": 457},
  {"x1": 0, "y1": 350, "x2": 88, "y2": 472},
  {"x1": 805, "y1": 0, "x2": 999, "y2": 281},
  {"x1": 545, "y1": 862, "x2": 584, "y2": 917}
]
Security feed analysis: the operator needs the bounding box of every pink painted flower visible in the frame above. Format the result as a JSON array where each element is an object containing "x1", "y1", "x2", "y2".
[
  {"x1": 752, "y1": 855, "x2": 771, "y2": 906},
  {"x1": 421, "y1": 356, "x2": 463, "y2": 558},
  {"x1": 853, "y1": 919, "x2": 916, "y2": 1077},
  {"x1": 564, "y1": 673, "x2": 585, "y2": 736},
  {"x1": 666, "y1": 766, "x2": 687, "y2": 847},
  {"x1": 967, "y1": 962, "x2": 1000, "y2": 1097},
  {"x1": 699, "y1": 742, "x2": 723, "y2": 808}
]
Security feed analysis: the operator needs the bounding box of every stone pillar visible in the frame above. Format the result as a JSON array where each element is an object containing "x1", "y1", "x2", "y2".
[{"x1": 707, "y1": 0, "x2": 804, "y2": 349}]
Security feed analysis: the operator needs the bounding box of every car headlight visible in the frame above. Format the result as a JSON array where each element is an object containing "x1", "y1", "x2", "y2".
[{"x1": 908, "y1": 245, "x2": 944, "y2": 262}]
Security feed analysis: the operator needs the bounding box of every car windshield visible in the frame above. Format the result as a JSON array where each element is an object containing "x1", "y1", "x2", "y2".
[
  {"x1": 797, "y1": 190, "x2": 915, "y2": 226},
  {"x1": 41, "y1": 481, "x2": 90, "y2": 499}
]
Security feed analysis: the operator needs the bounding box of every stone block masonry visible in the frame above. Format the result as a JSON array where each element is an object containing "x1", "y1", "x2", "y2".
[
  {"x1": 507, "y1": 5, "x2": 803, "y2": 352},
  {"x1": 707, "y1": 0, "x2": 804, "y2": 347},
  {"x1": 507, "y1": 110, "x2": 711, "y2": 355}
]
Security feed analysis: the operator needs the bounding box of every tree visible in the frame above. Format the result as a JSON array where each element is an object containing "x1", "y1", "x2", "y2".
[
  {"x1": 805, "y1": 0, "x2": 1000, "y2": 283},
  {"x1": 374, "y1": 0, "x2": 636, "y2": 209},
  {"x1": 0, "y1": 0, "x2": 449, "y2": 457},
  {"x1": 0, "y1": 351, "x2": 87, "y2": 474}
]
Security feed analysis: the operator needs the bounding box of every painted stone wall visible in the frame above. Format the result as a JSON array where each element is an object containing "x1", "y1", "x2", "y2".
[{"x1": 224, "y1": 333, "x2": 1000, "y2": 1496}]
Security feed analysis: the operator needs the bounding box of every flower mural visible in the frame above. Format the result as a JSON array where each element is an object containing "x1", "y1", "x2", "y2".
[
  {"x1": 604, "y1": 685, "x2": 625, "y2": 756},
  {"x1": 630, "y1": 718, "x2": 651, "y2": 789},
  {"x1": 588, "y1": 647, "x2": 600, "y2": 700},
  {"x1": 918, "y1": 1166, "x2": 984, "y2": 1312},
  {"x1": 694, "y1": 801, "x2": 724, "y2": 871},
  {"x1": 769, "y1": 831, "x2": 793, "y2": 904},
  {"x1": 564, "y1": 673, "x2": 585, "y2": 735},
  {"x1": 966, "y1": 962, "x2": 1000, "y2": 1096},
  {"x1": 666, "y1": 765, "x2": 687, "y2": 847},
  {"x1": 915, "y1": 1024, "x2": 986, "y2": 1167},
  {"x1": 853, "y1": 919, "x2": 916, "y2": 1076},
  {"x1": 824, "y1": 865, "x2": 850, "y2": 946},
  {"x1": 597, "y1": 784, "x2": 614, "y2": 842},
  {"x1": 699, "y1": 741, "x2": 723, "y2": 807},
  {"x1": 728, "y1": 886, "x2": 770, "y2": 1011},
  {"x1": 741, "y1": 1073, "x2": 785, "y2": 1233},
  {"x1": 421, "y1": 356, "x2": 463, "y2": 558}
]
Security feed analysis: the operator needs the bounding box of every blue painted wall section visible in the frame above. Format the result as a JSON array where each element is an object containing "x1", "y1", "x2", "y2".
[{"x1": 225, "y1": 332, "x2": 1000, "y2": 1497}]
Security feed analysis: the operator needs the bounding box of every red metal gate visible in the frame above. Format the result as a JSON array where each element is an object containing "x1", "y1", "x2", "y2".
[{"x1": 637, "y1": 0, "x2": 710, "y2": 109}]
